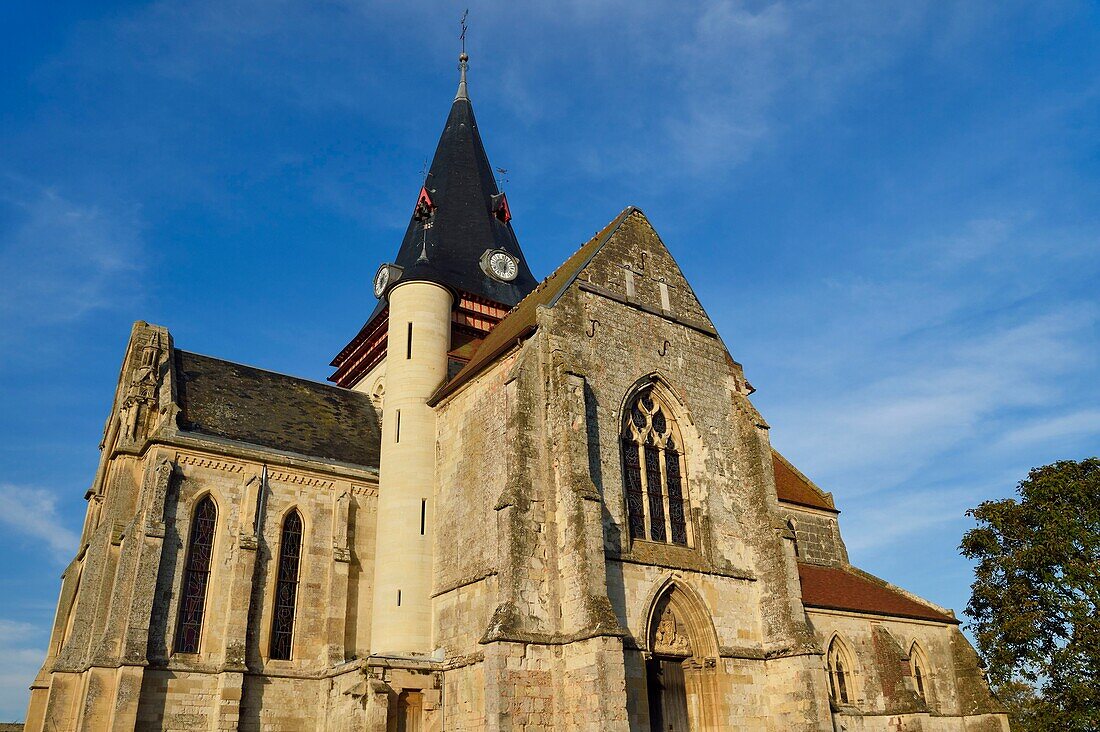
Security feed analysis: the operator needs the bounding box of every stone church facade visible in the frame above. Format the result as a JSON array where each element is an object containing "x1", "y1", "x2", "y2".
[{"x1": 26, "y1": 55, "x2": 1008, "y2": 732}]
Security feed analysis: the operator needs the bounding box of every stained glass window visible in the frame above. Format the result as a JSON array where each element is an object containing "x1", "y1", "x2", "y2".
[
  {"x1": 175, "y1": 496, "x2": 217, "y2": 654},
  {"x1": 644, "y1": 444, "x2": 666, "y2": 541},
  {"x1": 270, "y1": 510, "x2": 303, "y2": 660},
  {"x1": 666, "y1": 446, "x2": 687, "y2": 545},
  {"x1": 620, "y1": 387, "x2": 691, "y2": 546},
  {"x1": 622, "y1": 436, "x2": 646, "y2": 538}
]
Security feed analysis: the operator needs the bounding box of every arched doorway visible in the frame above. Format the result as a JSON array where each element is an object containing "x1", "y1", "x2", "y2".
[
  {"x1": 644, "y1": 581, "x2": 719, "y2": 732},
  {"x1": 647, "y1": 604, "x2": 692, "y2": 731}
]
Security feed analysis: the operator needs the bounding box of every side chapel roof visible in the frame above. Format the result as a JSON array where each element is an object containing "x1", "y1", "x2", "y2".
[
  {"x1": 798, "y1": 562, "x2": 956, "y2": 624},
  {"x1": 772, "y1": 450, "x2": 837, "y2": 512},
  {"x1": 175, "y1": 350, "x2": 380, "y2": 468}
]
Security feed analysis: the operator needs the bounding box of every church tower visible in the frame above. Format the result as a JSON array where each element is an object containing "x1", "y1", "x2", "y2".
[{"x1": 330, "y1": 52, "x2": 538, "y2": 656}]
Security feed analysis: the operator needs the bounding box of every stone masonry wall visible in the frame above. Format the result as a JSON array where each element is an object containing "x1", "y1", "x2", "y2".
[
  {"x1": 778, "y1": 505, "x2": 848, "y2": 566},
  {"x1": 804, "y1": 608, "x2": 1008, "y2": 732},
  {"x1": 537, "y1": 210, "x2": 833, "y2": 728}
]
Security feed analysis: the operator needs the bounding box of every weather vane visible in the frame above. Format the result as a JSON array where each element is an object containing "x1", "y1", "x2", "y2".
[{"x1": 460, "y1": 9, "x2": 469, "y2": 54}]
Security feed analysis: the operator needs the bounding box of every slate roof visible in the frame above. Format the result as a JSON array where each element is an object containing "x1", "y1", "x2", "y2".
[
  {"x1": 334, "y1": 61, "x2": 539, "y2": 370},
  {"x1": 387, "y1": 90, "x2": 539, "y2": 305},
  {"x1": 798, "y1": 562, "x2": 956, "y2": 624},
  {"x1": 773, "y1": 450, "x2": 837, "y2": 512},
  {"x1": 430, "y1": 207, "x2": 636, "y2": 404},
  {"x1": 174, "y1": 350, "x2": 381, "y2": 468}
]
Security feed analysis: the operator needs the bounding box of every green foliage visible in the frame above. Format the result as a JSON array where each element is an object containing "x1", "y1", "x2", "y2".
[
  {"x1": 990, "y1": 679, "x2": 1049, "y2": 732},
  {"x1": 960, "y1": 458, "x2": 1100, "y2": 732}
]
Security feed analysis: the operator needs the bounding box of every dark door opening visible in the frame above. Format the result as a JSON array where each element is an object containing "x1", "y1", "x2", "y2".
[{"x1": 646, "y1": 656, "x2": 690, "y2": 732}]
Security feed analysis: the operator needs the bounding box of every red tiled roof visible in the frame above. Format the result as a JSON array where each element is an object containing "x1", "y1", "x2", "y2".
[
  {"x1": 429, "y1": 207, "x2": 637, "y2": 404},
  {"x1": 773, "y1": 450, "x2": 837, "y2": 512},
  {"x1": 798, "y1": 562, "x2": 956, "y2": 624}
]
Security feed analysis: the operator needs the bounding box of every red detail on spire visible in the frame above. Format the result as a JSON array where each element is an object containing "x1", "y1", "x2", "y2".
[
  {"x1": 492, "y1": 192, "x2": 511, "y2": 223},
  {"x1": 413, "y1": 187, "x2": 436, "y2": 221}
]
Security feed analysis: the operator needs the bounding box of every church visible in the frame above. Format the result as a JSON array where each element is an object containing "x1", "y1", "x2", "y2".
[{"x1": 25, "y1": 53, "x2": 1009, "y2": 732}]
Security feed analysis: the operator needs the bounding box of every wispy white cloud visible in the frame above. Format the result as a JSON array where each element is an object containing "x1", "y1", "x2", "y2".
[
  {"x1": 0, "y1": 484, "x2": 80, "y2": 562},
  {"x1": 758, "y1": 210, "x2": 1099, "y2": 558},
  {"x1": 0, "y1": 619, "x2": 47, "y2": 721},
  {"x1": 664, "y1": 0, "x2": 936, "y2": 171},
  {"x1": 32, "y1": 0, "x2": 1004, "y2": 181},
  {"x1": 842, "y1": 486, "x2": 972, "y2": 553},
  {"x1": 0, "y1": 181, "x2": 143, "y2": 345},
  {"x1": 997, "y1": 409, "x2": 1100, "y2": 450},
  {"x1": 786, "y1": 307, "x2": 1095, "y2": 491}
]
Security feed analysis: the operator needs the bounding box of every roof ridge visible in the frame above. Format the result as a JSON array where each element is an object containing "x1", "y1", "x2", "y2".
[
  {"x1": 428, "y1": 206, "x2": 640, "y2": 405},
  {"x1": 840, "y1": 563, "x2": 955, "y2": 617},
  {"x1": 179, "y1": 349, "x2": 368, "y2": 396},
  {"x1": 797, "y1": 561, "x2": 956, "y2": 623},
  {"x1": 543, "y1": 205, "x2": 638, "y2": 307},
  {"x1": 499, "y1": 205, "x2": 638, "y2": 319},
  {"x1": 772, "y1": 448, "x2": 836, "y2": 510}
]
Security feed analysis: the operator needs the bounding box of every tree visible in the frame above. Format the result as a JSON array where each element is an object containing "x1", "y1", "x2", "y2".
[{"x1": 960, "y1": 458, "x2": 1100, "y2": 732}]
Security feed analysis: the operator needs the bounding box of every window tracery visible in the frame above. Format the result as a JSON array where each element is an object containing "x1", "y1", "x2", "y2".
[
  {"x1": 621, "y1": 386, "x2": 690, "y2": 546},
  {"x1": 270, "y1": 510, "x2": 303, "y2": 660},
  {"x1": 175, "y1": 496, "x2": 217, "y2": 654},
  {"x1": 827, "y1": 636, "x2": 856, "y2": 705}
]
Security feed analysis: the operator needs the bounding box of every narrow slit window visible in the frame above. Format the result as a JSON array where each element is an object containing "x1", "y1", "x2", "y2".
[
  {"x1": 175, "y1": 496, "x2": 217, "y2": 653},
  {"x1": 269, "y1": 510, "x2": 303, "y2": 660},
  {"x1": 406, "y1": 322, "x2": 413, "y2": 359},
  {"x1": 397, "y1": 589, "x2": 402, "y2": 606},
  {"x1": 395, "y1": 410, "x2": 401, "y2": 443},
  {"x1": 420, "y1": 499, "x2": 426, "y2": 535}
]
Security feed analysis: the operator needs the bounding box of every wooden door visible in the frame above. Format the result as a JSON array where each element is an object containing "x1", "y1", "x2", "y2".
[
  {"x1": 647, "y1": 657, "x2": 691, "y2": 732},
  {"x1": 396, "y1": 690, "x2": 422, "y2": 732}
]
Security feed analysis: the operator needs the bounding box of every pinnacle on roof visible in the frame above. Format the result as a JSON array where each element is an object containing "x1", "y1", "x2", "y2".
[{"x1": 381, "y1": 51, "x2": 538, "y2": 307}]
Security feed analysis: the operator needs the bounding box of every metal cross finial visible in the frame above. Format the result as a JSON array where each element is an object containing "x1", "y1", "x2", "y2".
[{"x1": 456, "y1": 9, "x2": 471, "y2": 101}]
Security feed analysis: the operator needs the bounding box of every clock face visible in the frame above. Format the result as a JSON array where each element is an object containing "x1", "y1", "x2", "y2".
[
  {"x1": 488, "y1": 250, "x2": 519, "y2": 282},
  {"x1": 373, "y1": 265, "x2": 390, "y2": 298}
]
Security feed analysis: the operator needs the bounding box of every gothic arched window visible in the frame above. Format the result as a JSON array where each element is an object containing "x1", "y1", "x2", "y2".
[
  {"x1": 270, "y1": 509, "x2": 303, "y2": 660},
  {"x1": 175, "y1": 495, "x2": 217, "y2": 654},
  {"x1": 621, "y1": 386, "x2": 690, "y2": 546},
  {"x1": 909, "y1": 641, "x2": 930, "y2": 700},
  {"x1": 827, "y1": 636, "x2": 856, "y2": 705}
]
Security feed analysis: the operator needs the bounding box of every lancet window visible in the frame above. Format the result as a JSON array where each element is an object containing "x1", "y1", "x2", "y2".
[
  {"x1": 175, "y1": 496, "x2": 217, "y2": 654},
  {"x1": 909, "y1": 641, "x2": 929, "y2": 700},
  {"x1": 270, "y1": 510, "x2": 303, "y2": 660},
  {"x1": 621, "y1": 387, "x2": 690, "y2": 546},
  {"x1": 827, "y1": 636, "x2": 856, "y2": 705}
]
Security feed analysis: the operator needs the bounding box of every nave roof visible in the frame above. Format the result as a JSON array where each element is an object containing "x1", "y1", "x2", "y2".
[{"x1": 175, "y1": 350, "x2": 381, "y2": 469}]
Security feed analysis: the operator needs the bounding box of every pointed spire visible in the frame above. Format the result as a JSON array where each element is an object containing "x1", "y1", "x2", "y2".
[{"x1": 455, "y1": 51, "x2": 469, "y2": 101}]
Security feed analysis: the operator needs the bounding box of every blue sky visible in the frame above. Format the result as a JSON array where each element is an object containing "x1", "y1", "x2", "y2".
[{"x1": 1, "y1": 0, "x2": 1098, "y2": 720}]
